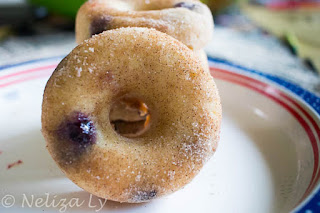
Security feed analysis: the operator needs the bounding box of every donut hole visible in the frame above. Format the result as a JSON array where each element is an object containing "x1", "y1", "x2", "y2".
[{"x1": 109, "y1": 96, "x2": 151, "y2": 138}]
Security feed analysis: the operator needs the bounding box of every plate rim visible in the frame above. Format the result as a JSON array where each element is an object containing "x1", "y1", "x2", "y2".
[
  {"x1": 208, "y1": 56, "x2": 320, "y2": 213},
  {"x1": 1, "y1": 56, "x2": 319, "y2": 212}
]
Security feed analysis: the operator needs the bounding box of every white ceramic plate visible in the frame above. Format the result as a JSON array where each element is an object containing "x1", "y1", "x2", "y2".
[{"x1": 0, "y1": 57, "x2": 319, "y2": 213}]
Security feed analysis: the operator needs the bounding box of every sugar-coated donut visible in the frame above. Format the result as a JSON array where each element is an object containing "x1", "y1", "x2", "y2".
[
  {"x1": 194, "y1": 49, "x2": 209, "y2": 73},
  {"x1": 76, "y1": 0, "x2": 214, "y2": 50},
  {"x1": 42, "y1": 28, "x2": 221, "y2": 203}
]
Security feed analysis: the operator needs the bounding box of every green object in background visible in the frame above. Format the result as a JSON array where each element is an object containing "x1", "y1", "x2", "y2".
[
  {"x1": 29, "y1": 0, "x2": 86, "y2": 18},
  {"x1": 201, "y1": 0, "x2": 233, "y2": 14}
]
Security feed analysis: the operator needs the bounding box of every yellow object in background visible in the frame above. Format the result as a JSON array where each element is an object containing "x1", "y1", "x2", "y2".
[
  {"x1": 241, "y1": 1, "x2": 320, "y2": 73},
  {"x1": 0, "y1": 26, "x2": 11, "y2": 41},
  {"x1": 287, "y1": 33, "x2": 320, "y2": 74}
]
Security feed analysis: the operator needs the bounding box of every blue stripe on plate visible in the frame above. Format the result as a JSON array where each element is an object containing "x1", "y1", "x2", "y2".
[
  {"x1": 208, "y1": 56, "x2": 320, "y2": 213},
  {"x1": 208, "y1": 56, "x2": 320, "y2": 115}
]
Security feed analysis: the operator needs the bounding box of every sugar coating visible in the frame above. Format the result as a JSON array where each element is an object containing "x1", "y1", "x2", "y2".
[
  {"x1": 76, "y1": 0, "x2": 212, "y2": 72},
  {"x1": 41, "y1": 28, "x2": 222, "y2": 203},
  {"x1": 75, "y1": 0, "x2": 214, "y2": 50}
]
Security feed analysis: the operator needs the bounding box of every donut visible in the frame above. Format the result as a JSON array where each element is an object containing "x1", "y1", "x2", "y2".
[
  {"x1": 194, "y1": 49, "x2": 209, "y2": 73},
  {"x1": 42, "y1": 27, "x2": 221, "y2": 203},
  {"x1": 75, "y1": 0, "x2": 214, "y2": 50}
]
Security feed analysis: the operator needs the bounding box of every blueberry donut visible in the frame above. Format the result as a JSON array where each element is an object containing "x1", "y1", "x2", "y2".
[
  {"x1": 75, "y1": 0, "x2": 214, "y2": 50},
  {"x1": 42, "y1": 28, "x2": 221, "y2": 203}
]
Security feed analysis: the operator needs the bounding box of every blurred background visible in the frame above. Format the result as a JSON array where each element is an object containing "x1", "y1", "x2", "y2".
[{"x1": 0, "y1": 0, "x2": 319, "y2": 93}]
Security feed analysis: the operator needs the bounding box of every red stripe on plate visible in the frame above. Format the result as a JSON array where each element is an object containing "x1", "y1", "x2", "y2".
[
  {"x1": 280, "y1": 91, "x2": 320, "y2": 201},
  {"x1": 0, "y1": 65, "x2": 57, "y2": 82},
  {"x1": 0, "y1": 73, "x2": 51, "y2": 88},
  {"x1": 211, "y1": 67, "x2": 320, "y2": 202},
  {"x1": 0, "y1": 63, "x2": 319, "y2": 203}
]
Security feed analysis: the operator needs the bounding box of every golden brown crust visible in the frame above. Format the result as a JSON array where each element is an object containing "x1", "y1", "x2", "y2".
[
  {"x1": 194, "y1": 49, "x2": 209, "y2": 73},
  {"x1": 76, "y1": 0, "x2": 214, "y2": 50},
  {"x1": 42, "y1": 28, "x2": 221, "y2": 203}
]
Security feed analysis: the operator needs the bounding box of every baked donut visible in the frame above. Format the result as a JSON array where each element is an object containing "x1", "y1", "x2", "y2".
[
  {"x1": 42, "y1": 27, "x2": 221, "y2": 203},
  {"x1": 76, "y1": 0, "x2": 214, "y2": 50},
  {"x1": 194, "y1": 49, "x2": 209, "y2": 73}
]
